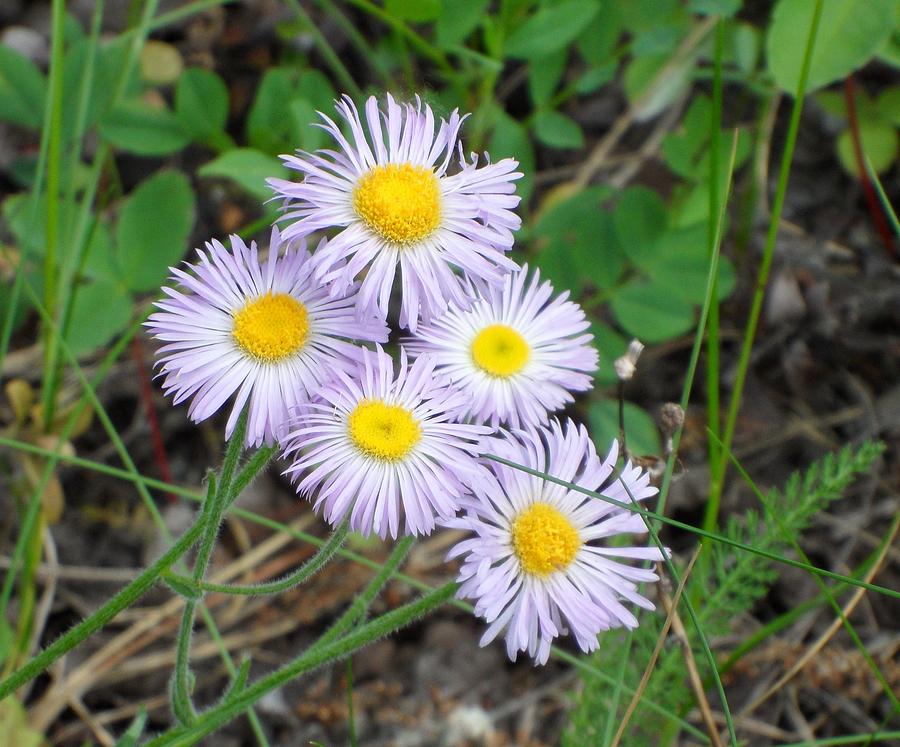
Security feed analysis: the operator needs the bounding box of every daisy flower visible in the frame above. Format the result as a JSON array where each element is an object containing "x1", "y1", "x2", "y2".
[
  {"x1": 406, "y1": 265, "x2": 598, "y2": 429},
  {"x1": 267, "y1": 94, "x2": 522, "y2": 332},
  {"x1": 146, "y1": 230, "x2": 388, "y2": 448},
  {"x1": 446, "y1": 421, "x2": 664, "y2": 665},
  {"x1": 281, "y1": 346, "x2": 489, "y2": 539}
]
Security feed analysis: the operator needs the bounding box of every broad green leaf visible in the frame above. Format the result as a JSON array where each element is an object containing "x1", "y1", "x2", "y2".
[
  {"x1": 489, "y1": 109, "x2": 535, "y2": 202},
  {"x1": 574, "y1": 63, "x2": 617, "y2": 94},
  {"x1": 689, "y1": 0, "x2": 740, "y2": 16},
  {"x1": 246, "y1": 68, "x2": 294, "y2": 154},
  {"x1": 533, "y1": 187, "x2": 622, "y2": 293},
  {"x1": 623, "y1": 51, "x2": 695, "y2": 121},
  {"x1": 836, "y1": 122, "x2": 898, "y2": 175},
  {"x1": 533, "y1": 110, "x2": 584, "y2": 149},
  {"x1": 100, "y1": 99, "x2": 190, "y2": 156},
  {"x1": 662, "y1": 95, "x2": 712, "y2": 179},
  {"x1": 0, "y1": 45, "x2": 46, "y2": 127},
  {"x1": 65, "y1": 280, "x2": 133, "y2": 354},
  {"x1": 0, "y1": 697, "x2": 44, "y2": 747},
  {"x1": 505, "y1": 0, "x2": 600, "y2": 60},
  {"x1": 645, "y1": 227, "x2": 737, "y2": 304},
  {"x1": 613, "y1": 186, "x2": 667, "y2": 265},
  {"x1": 436, "y1": 0, "x2": 488, "y2": 47},
  {"x1": 726, "y1": 21, "x2": 761, "y2": 74},
  {"x1": 877, "y1": 29, "x2": 900, "y2": 67},
  {"x1": 116, "y1": 170, "x2": 195, "y2": 291},
  {"x1": 61, "y1": 37, "x2": 134, "y2": 139},
  {"x1": 576, "y1": 2, "x2": 623, "y2": 65},
  {"x1": 619, "y1": 0, "x2": 682, "y2": 33},
  {"x1": 385, "y1": 0, "x2": 441, "y2": 22},
  {"x1": 81, "y1": 221, "x2": 121, "y2": 284},
  {"x1": 528, "y1": 49, "x2": 568, "y2": 107},
  {"x1": 589, "y1": 400, "x2": 662, "y2": 458},
  {"x1": 766, "y1": 0, "x2": 896, "y2": 94},
  {"x1": 610, "y1": 280, "x2": 696, "y2": 342},
  {"x1": 176, "y1": 68, "x2": 229, "y2": 140},
  {"x1": 199, "y1": 148, "x2": 288, "y2": 200},
  {"x1": 590, "y1": 321, "x2": 629, "y2": 385},
  {"x1": 876, "y1": 87, "x2": 900, "y2": 126},
  {"x1": 632, "y1": 23, "x2": 686, "y2": 57}
]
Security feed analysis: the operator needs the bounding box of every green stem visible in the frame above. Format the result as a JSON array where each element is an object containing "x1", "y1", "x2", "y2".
[
  {"x1": 171, "y1": 411, "x2": 249, "y2": 723},
  {"x1": 39, "y1": 0, "x2": 67, "y2": 429},
  {"x1": 195, "y1": 520, "x2": 349, "y2": 596},
  {"x1": 313, "y1": 536, "x2": 415, "y2": 651},
  {"x1": 708, "y1": 0, "x2": 824, "y2": 520},
  {"x1": 702, "y1": 17, "x2": 725, "y2": 525},
  {"x1": 145, "y1": 582, "x2": 457, "y2": 746},
  {"x1": 0, "y1": 435, "x2": 711, "y2": 742},
  {"x1": 0, "y1": 519, "x2": 205, "y2": 700}
]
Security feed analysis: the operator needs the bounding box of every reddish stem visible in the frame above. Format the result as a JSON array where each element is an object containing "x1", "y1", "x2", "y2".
[
  {"x1": 843, "y1": 76, "x2": 896, "y2": 259},
  {"x1": 131, "y1": 333, "x2": 176, "y2": 504}
]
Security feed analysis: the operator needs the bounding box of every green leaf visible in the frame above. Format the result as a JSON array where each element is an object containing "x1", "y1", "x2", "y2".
[
  {"x1": 610, "y1": 280, "x2": 697, "y2": 343},
  {"x1": 116, "y1": 170, "x2": 195, "y2": 292},
  {"x1": 646, "y1": 226, "x2": 737, "y2": 304},
  {"x1": 436, "y1": 0, "x2": 488, "y2": 47},
  {"x1": 247, "y1": 68, "x2": 335, "y2": 155},
  {"x1": 176, "y1": 68, "x2": 229, "y2": 141},
  {"x1": 0, "y1": 45, "x2": 46, "y2": 128},
  {"x1": 876, "y1": 87, "x2": 900, "y2": 127},
  {"x1": 0, "y1": 698, "x2": 45, "y2": 747},
  {"x1": 576, "y1": 2, "x2": 623, "y2": 65},
  {"x1": 162, "y1": 572, "x2": 203, "y2": 600},
  {"x1": 589, "y1": 400, "x2": 661, "y2": 458},
  {"x1": 81, "y1": 221, "x2": 121, "y2": 284},
  {"x1": 613, "y1": 186, "x2": 668, "y2": 265},
  {"x1": 766, "y1": 0, "x2": 897, "y2": 94},
  {"x1": 574, "y1": 63, "x2": 617, "y2": 94},
  {"x1": 533, "y1": 110, "x2": 584, "y2": 149},
  {"x1": 385, "y1": 0, "x2": 441, "y2": 22},
  {"x1": 623, "y1": 51, "x2": 695, "y2": 121},
  {"x1": 65, "y1": 280, "x2": 134, "y2": 355},
  {"x1": 836, "y1": 122, "x2": 899, "y2": 175},
  {"x1": 689, "y1": 0, "x2": 740, "y2": 16},
  {"x1": 100, "y1": 99, "x2": 190, "y2": 156},
  {"x1": 533, "y1": 187, "x2": 622, "y2": 293},
  {"x1": 725, "y1": 21, "x2": 761, "y2": 74},
  {"x1": 114, "y1": 708, "x2": 148, "y2": 747},
  {"x1": 198, "y1": 148, "x2": 288, "y2": 201},
  {"x1": 528, "y1": 49, "x2": 568, "y2": 107},
  {"x1": 662, "y1": 95, "x2": 712, "y2": 179},
  {"x1": 489, "y1": 109, "x2": 535, "y2": 202},
  {"x1": 505, "y1": 0, "x2": 600, "y2": 60},
  {"x1": 619, "y1": 0, "x2": 682, "y2": 33},
  {"x1": 246, "y1": 68, "x2": 294, "y2": 154}
]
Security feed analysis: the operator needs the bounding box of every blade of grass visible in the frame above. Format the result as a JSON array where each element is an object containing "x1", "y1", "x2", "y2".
[{"x1": 707, "y1": 0, "x2": 825, "y2": 529}]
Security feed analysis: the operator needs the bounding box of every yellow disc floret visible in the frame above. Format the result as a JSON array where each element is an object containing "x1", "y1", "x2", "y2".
[
  {"x1": 471, "y1": 324, "x2": 530, "y2": 378},
  {"x1": 232, "y1": 292, "x2": 309, "y2": 362},
  {"x1": 348, "y1": 399, "x2": 421, "y2": 461},
  {"x1": 353, "y1": 163, "x2": 441, "y2": 244},
  {"x1": 511, "y1": 503, "x2": 581, "y2": 577}
]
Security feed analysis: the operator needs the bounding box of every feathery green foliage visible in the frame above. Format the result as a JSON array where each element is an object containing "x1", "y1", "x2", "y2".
[{"x1": 565, "y1": 440, "x2": 884, "y2": 746}]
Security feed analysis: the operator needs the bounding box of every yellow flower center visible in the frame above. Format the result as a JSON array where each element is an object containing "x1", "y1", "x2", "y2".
[
  {"x1": 511, "y1": 503, "x2": 581, "y2": 577},
  {"x1": 471, "y1": 324, "x2": 530, "y2": 378},
  {"x1": 232, "y1": 292, "x2": 309, "y2": 362},
  {"x1": 352, "y1": 163, "x2": 441, "y2": 244},
  {"x1": 348, "y1": 399, "x2": 421, "y2": 461}
]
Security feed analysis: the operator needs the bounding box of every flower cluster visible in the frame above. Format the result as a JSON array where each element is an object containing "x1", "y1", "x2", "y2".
[{"x1": 147, "y1": 95, "x2": 662, "y2": 664}]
